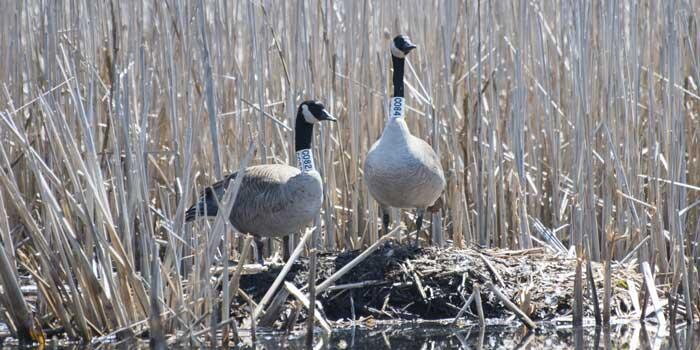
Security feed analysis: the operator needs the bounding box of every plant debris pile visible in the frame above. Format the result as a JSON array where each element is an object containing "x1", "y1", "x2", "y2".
[{"x1": 235, "y1": 244, "x2": 647, "y2": 329}]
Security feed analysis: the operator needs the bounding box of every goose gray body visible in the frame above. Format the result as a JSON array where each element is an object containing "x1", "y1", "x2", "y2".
[
  {"x1": 365, "y1": 117, "x2": 445, "y2": 209},
  {"x1": 185, "y1": 164, "x2": 323, "y2": 238},
  {"x1": 186, "y1": 100, "x2": 335, "y2": 262},
  {"x1": 364, "y1": 34, "x2": 445, "y2": 244}
]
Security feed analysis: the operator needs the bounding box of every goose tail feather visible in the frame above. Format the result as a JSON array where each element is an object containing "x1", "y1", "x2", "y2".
[
  {"x1": 185, "y1": 172, "x2": 239, "y2": 222},
  {"x1": 184, "y1": 187, "x2": 221, "y2": 221}
]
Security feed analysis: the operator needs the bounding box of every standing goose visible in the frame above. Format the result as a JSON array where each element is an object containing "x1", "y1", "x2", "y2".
[
  {"x1": 364, "y1": 35, "x2": 446, "y2": 245},
  {"x1": 185, "y1": 101, "x2": 336, "y2": 260}
]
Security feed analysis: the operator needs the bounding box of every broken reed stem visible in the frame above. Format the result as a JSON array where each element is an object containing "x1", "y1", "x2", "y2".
[
  {"x1": 249, "y1": 297, "x2": 257, "y2": 346},
  {"x1": 619, "y1": 236, "x2": 650, "y2": 265},
  {"x1": 314, "y1": 226, "x2": 402, "y2": 294},
  {"x1": 226, "y1": 235, "x2": 253, "y2": 307},
  {"x1": 406, "y1": 260, "x2": 427, "y2": 300},
  {"x1": 641, "y1": 261, "x2": 667, "y2": 328},
  {"x1": 586, "y1": 258, "x2": 602, "y2": 325},
  {"x1": 285, "y1": 302, "x2": 303, "y2": 336},
  {"x1": 306, "y1": 244, "x2": 318, "y2": 348},
  {"x1": 285, "y1": 282, "x2": 331, "y2": 334},
  {"x1": 259, "y1": 288, "x2": 291, "y2": 327},
  {"x1": 0, "y1": 240, "x2": 43, "y2": 343},
  {"x1": 603, "y1": 260, "x2": 612, "y2": 325},
  {"x1": 478, "y1": 253, "x2": 505, "y2": 287},
  {"x1": 188, "y1": 316, "x2": 238, "y2": 339},
  {"x1": 326, "y1": 280, "x2": 384, "y2": 291},
  {"x1": 224, "y1": 234, "x2": 253, "y2": 344},
  {"x1": 451, "y1": 291, "x2": 476, "y2": 325},
  {"x1": 573, "y1": 253, "x2": 583, "y2": 327},
  {"x1": 149, "y1": 256, "x2": 166, "y2": 350},
  {"x1": 474, "y1": 285, "x2": 485, "y2": 327},
  {"x1": 205, "y1": 142, "x2": 256, "y2": 263},
  {"x1": 585, "y1": 235, "x2": 601, "y2": 325},
  {"x1": 252, "y1": 228, "x2": 314, "y2": 320},
  {"x1": 487, "y1": 283, "x2": 537, "y2": 329}
]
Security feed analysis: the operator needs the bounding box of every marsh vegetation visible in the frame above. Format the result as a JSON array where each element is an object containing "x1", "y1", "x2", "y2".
[{"x1": 0, "y1": 0, "x2": 698, "y2": 346}]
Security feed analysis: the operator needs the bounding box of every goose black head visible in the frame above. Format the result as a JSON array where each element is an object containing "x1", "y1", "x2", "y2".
[
  {"x1": 299, "y1": 100, "x2": 337, "y2": 124},
  {"x1": 391, "y1": 35, "x2": 417, "y2": 58}
]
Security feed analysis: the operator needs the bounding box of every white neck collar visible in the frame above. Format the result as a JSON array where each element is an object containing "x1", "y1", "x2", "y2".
[
  {"x1": 388, "y1": 97, "x2": 405, "y2": 119},
  {"x1": 296, "y1": 149, "x2": 316, "y2": 172}
]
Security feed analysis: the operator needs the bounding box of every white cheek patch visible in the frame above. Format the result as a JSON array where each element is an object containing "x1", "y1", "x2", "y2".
[
  {"x1": 390, "y1": 41, "x2": 406, "y2": 58},
  {"x1": 302, "y1": 105, "x2": 317, "y2": 124},
  {"x1": 296, "y1": 149, "x2": 315, "y2": 172},
  {"x1": 389, "y1": 97, "x2": 405, "y2": 119}
]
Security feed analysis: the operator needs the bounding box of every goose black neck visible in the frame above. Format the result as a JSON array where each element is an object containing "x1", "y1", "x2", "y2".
[
  {"x1": 295, "y1": 110, "x2": 314, "y2": 152},
  {"x1": 392, "y1": 55, "x2": 406, "y2": 98}
]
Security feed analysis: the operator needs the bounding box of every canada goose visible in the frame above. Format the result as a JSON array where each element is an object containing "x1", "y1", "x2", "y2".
[
  {"x1": 364, "y1": 35, "x2": 446, "y2": 245},
  {"x1": 185, "y1": 100, "x2": 336, "y2": 261}
]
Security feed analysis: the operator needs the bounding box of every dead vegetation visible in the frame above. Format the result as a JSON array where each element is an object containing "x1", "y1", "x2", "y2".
[
  {"x1": 232, "y1": 243, "x2": 653, "y2": 330},
  {"x1": 0, "y1": 0, "x2": 699, "y2": 346}
]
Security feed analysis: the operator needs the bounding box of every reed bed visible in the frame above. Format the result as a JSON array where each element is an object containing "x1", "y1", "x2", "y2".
[{"x1": 0, "y1": 0, "x2": 698, "y2": 345}]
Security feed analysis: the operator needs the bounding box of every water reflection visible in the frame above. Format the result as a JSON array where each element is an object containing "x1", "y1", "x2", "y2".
[
  {"x1": 249, "y1": 322, "x2": 699, "y2": 350},
  {"x1": 1, "y1": 322, "x2": 696, "y2": 349}
]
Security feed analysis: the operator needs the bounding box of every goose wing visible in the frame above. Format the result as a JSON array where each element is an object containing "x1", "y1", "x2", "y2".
[
  {"x1": 409, "y1": 135, "x2": 445, "y2": 178},
  {"x1": 185, "y1": 164, "x2": 300, "y2": 222}
]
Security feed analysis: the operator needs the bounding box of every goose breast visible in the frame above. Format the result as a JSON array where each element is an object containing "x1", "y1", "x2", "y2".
[{"x1": 365, "y1": 132, "x2": 445, "y2": 209}]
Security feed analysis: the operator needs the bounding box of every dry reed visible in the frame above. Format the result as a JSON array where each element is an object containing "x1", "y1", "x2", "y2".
[{"x1": 0, "y1": 0, "x2": 698, "y2": 345}]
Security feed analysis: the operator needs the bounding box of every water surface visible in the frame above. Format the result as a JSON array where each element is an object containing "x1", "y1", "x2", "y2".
[
  {"x1": 1, "y1": 321, "x2": 697, "y2": 349},
  {"x1": 251, "y1": 322, "x2": 699, "y2": 349}
]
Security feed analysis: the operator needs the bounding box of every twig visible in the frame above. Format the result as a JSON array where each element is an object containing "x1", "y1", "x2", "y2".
[
  {"x1": 637, "y1": 175, "x2": 700, "y2": 192},
  {"x1": 573, "y1": 253, "x2": 583, "y2": 326},
  {"x1": 405, "y1": 261, "x2": 427, "y2": 300},
  {"x1": 307, "y1": 242, "x2": 319, "y2": 348},
  {"x1": 252, "y1": 228, "x2": 314, "y2": 320},
  {"x1": 285, "y1": 282, "x2": 331, "y2": 334},
  {"x1": 474, "y1": 285, "x2": 485, "y2": 327},
  {"x1": 249, "y1": 297, "x2": 257, "y2": 346},
  {"x1": 586, "y1": 257, "x2": 601, "y2": 325},
  {"x1": 451, "y1": 290, "x2": 476, "y2": 325},
  {"x1": 314, "y1": 226, "x2": 402, "y2": 293},
  {"x1": 0, "y1": 240, "x2": 44, "y2": 344},
  {"x1": 487, "y1": 283, "x2": 537, "y2": 329},
  {"x1": 641, "y1": 262, "x2": 667, "y2": 328},
  {"x1": 225, "y1": 235, "x2": 253, "y2": 308},
  {"x1": 259, "y1": 288, "x2": 291, "y2": 327},
  {"x1": 326, "y1": 280, "x2": 384, "y2": 291},
  {"x1": 619, "y1": 236, "x2": 650, "y2": 265},
  {"x1": 478, "y1": 253, "x2": 505, "y2": 288},
  {"x1": 585, "y1": 236, "x2": 602, "y2": 325},
  {"x1": 189, "y1": 317, "x2": 238, "y2": 338},
  {"x1": 626, "y1": 278, "x2": 641, "y2": 315},
  {"x1": 239, "y1": 97, "x2": 292, "y2": 131},
  {"x1": 212, "y1": 262, "x2": 267, "y2": 276},
  {"x1": 284, "y1": 302, "x2": 302, "y2": 336}
]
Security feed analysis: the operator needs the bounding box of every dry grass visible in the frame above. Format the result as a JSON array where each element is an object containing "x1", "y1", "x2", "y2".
[{"x1": 0, "y1": 0, "x2": 698, "y2": 344}]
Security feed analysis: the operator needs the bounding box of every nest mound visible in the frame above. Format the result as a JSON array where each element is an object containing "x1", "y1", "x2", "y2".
[{"x1": 236, "y1": 244, "x2": 645, "y2": 328}]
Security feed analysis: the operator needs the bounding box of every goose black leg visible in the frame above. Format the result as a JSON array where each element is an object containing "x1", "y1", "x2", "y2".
[
  {"x1": 381, "y1": 207, "x2": 390, "y2": 236},
  {"x1": 253, "y1": 238, "x2": 265, "y2": 265},
  {"x1": 415, "y1": 208, "x2": 425, "y2": 247},
  {"x1": 283, "y1": 236, "x2": 291, "y2": 261}
]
